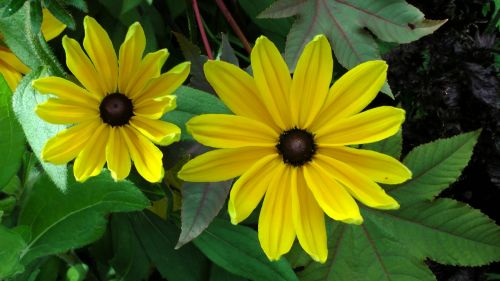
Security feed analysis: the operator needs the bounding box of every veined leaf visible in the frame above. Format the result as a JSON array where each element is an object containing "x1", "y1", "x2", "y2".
[
  {"x1": 390, "y1": 130, "x2": 481, "y2": 204},
  {"x1": 365, "y1": 199, "x2": 500, "y2": 265},
  {"x1": 0, "y1": 75, "x2": 25, "y2": 189},
  {"x1": 0, "y1": 225, "x2": 26, "y2": 279},
  {"x1": 18, "y1": 171, "x2": 150, "y2": 265},
  {"x1": 194, "y1": 218, "x2": 299, "y2": 281}
]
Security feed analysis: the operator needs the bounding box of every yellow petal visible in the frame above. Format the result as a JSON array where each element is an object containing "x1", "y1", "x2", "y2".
[
  {"x1": 42, "y1": 121, "x2": 100, "y2": 164},
  {"x1": 118, "y1": 22, "x2": 146, "y2": 93},
  {"x1": 134, "y1": 94, "x2": 176, "y2": 119},
  {"x1": 121, "y1": 125, "x2": 164, "y2": 183},
  {"x1": 129, "y1": 116, "x2": 180, "y2": 146},
  {"x1": 319, "y1": 146, "x2": 412, "y2": 184},
  {"x1": 258, "y1": 164, "x2": 295, "y2": 261},
  {"x1": 62, "y1": 36, "x2": 106, "y2": 96},
  {"x1": 0, "y1": 60, "x2": 23, "y2": 91},
  {"x1": 0, "y1": 48, "x2": 30, "y2": 74},
  {"x1": 303, "y1": 162, "x2": 363, "y2": 224},
  {"x1": 32, "y1": 76, "x2": 100, "y2": 104},
  {"x1": 106, "y1": 127, "x2": 131, "y2": 181},
  {"x1": 73, "y1": 124, "x2": 109, "y2": 182},
  {"x1": 313, "y1": 154, "x2": 399, "y2": 210},
  {"x1": 290, "y1": 35, "x2": 332, "y2": 128},
  {"x1": 41, "y1": 9, "x2": 66, "y2": 41},
  {"x1": 203, "y1": 60, "x2": 277, "y2": 130},
  {"x1": 186, "y1": 114, "x2": 278, "y2": 148},
  {"x1": 126, "y1": 49, "x2": 169, "y2": 99},
  {"x1": 291, "y1": 167, "x2": 328, "y2": 263},
  {"x1": 227, "y1": 154, "x2": 281, "y2": 224},
  {"x1": 83, "y1": 16, "x2": 118, "y2": 93},
  {"x1": 36, "y1": 98, "x2": 99, "y2": 124},
  {"x1": 135, "y1": 62, "x2": 190, "y2": 103},
  {"x1": 311, "y1": 60, "x2": 387, "y2": 131},
  {"x1": 251, "y1": 36, "x2": 292, "y2": 128},
  {"x1": 179, "y1": 147, "x2": 275, "y2": 182},
  {"x1": 316, "y1": 106, "x2": 405, "y2": 146}
]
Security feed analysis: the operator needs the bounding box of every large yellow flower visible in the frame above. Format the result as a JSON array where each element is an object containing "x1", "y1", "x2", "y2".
[
  {"x1": 0, "y1": 9, "x2": 66, "y2": 91},
  {"x1": 33, "y1": 16, "x2": 190, "y2": 183},
  {"x1": 178, "y1": 35, "x2": 412, "y2": 262}
]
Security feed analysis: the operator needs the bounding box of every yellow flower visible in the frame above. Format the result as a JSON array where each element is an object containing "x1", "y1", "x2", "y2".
[
  {"x1": 32, "y1": 16, "x2": 190, "y2": 183},
  {"x1": 0, "y1": 9, "x2": 66, "y2": 91},
  {"x1": 178, "y1": 35, "x2": 412, "y2": 262}
]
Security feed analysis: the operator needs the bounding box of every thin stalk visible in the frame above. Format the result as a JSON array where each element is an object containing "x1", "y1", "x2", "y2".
[
  {"x1": 214, "y1": 0, "x2": 252, "y2": 54},
  {"x1": 192, "y1": 0, "x2": 213, "y2": 59}
]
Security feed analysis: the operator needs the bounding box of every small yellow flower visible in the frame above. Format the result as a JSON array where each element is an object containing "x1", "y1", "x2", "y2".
[
  {"x1": 33, "y1": 16, "x2": 190, "y2": 183},
  {"x1": 0, "y1": 9, "x2": 66, "y2": 91},
  {"x1": 178, "y1": 35, "x2": 412, "y2": 262}
]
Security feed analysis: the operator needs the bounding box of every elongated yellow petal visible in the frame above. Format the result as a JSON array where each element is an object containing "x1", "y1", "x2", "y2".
[
  {"x1": 179, "y1": 147, "x2": 275, "y2": 182},
  {"x1": 0, "y1": 60, "x2": 22, "y2": 91},
  {"x1": 133, "y1": 95, "x2": 176, "y2": 119},
  {"x1": 290, "y1": 35, "x2": 332, "y2": 128},
  {"x1": 73, "y1": 124, "x2": 109, "y2": 182},
  {"x1": 228, "y1": 154, "x2": 281, "y2": 224},
  {"x1": 186, "y1": 114, "x2": 278, "y2": 148},
  {"x1": 314, "y1": 154, "x2": 399, "y2": 209},
  {"x1": 126, "y1": 49, "x2": 169, "y2": 99},
  {"x1": 106, "y1": 127, "x2": 131, "y2": 181},
  {"x1": 135, "y1": 62, "x2": 190, "y2": 103},
  {"x1": 118, "y1": 22, "x2": 146, "y2": 93},
  {"x1": 32, "y1": 76, "x2": 100, "y2": 104},
  {"x1": 251, "y1": 36, "x2": 292, "y2": 129},
  {"x1": 258, "y1": 164, "x2": 295, "y2": 261},
  {"x1": 311, "y1": 60, "x2": 387, "y2": 131},
  {"x1": 121, "y1": 125, "x2": 164, "y2": 183},
  {"x1": 203, "y1": 60, "x2": 277, "y2": 130},
  {"x1": 36, "y1": 99, "x2": 99, "y2": 124},
  {"x1": 41, "y1": 9, "x2": 66, "y2": 41},
  {"x1": 291, "y1": 168, "x2": 328, "y2": 263},
  {"x1": 62, "y1": 36, "x2": 106, "y2": 96},
  {"x1": 302, "y1": 162, "x2": 363, "y2": 224},
  {"x1": 83, "y1": 16, "x2": 118, "y2": 93},
  {"x1": 316, "y1": 106, "x2": 405, "y2": 146},
  {"x1": 319, "y1": 146, "x2": 412, "y2": 184},
  {"x1": 0, "y1": 48, "x2": 30, "y2": 74},
  {"x1": 129, "y1": 116, "x2": 180, "y2": 146},
  {"x1": 42, "y1": 121, "x2": 100, "y2": 164}
]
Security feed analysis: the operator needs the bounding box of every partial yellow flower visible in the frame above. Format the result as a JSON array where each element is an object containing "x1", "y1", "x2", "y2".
[
  {"x1": 0, "y1": 9, "x2": 66, "y2": 91},
  {"x1": 178, "y1": 35, "x2": 412, "y2": 263},
  {"x1": 33, "y1": 16, "x2": 190, "y2": 183}
]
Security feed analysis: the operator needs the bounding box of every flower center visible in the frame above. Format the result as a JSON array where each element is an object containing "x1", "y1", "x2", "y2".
[
  {"x1": 276, "y1": 128, "x2": 316, "y2": 166},
  {"x1": 99, "y1": 93, "x2": 134, "y2": 126}
]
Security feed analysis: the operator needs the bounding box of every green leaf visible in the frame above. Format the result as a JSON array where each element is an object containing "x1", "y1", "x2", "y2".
[
  {"x1": 28, "y1": 0, "x2": 42, "y2": 36},
  {"x1": 176, "y1": 180, "x2": 232, "y2": 248},
  {"x1": 18, "y1": 171, "x2": 150, "y2": 265},
  {"x1": 300, "y1": 221, "x2": 436, "y2": 281},
  {"x1": 12, "y1": 69, "x2": 68, "y2": 190},
  {"x1": 194, "y1": 218, "x2": 299, "y2": 281},
  {"x1": 44, "y1": 0, "x2": 75, "y2": 29},
  {"x1": 389, "y1": 130, "x2": 481, "y2": 204},
  {"x1": 163, "y1": 86, "x2": 230, "y2": 141},
  {"x1": 1, "y1": 0, "x2": 26, "y2": 17},
  {"x1": 128, "y1": 211, "x2": 209, "y2": 281},
  {"x1": 109, "y1": 214, "x2": 150, "y2": 281},
  {"x1": 63, "y1": 0, "x2": 88, "y2": 12},
  {"x1": 365, "y1": 199, "x2": 500, "y2": 265},
  {"x1": 361, "y1": 129, "x2": 402, "y2": 159},
  {"x1": 0, "y1": 225, "x2": 26, "y2": 279},
  {"x1": 0, "y1": 75, "x2": 25, "y2": 189},
  {"x1": 217, "y1": 33, "x2": 239, "y2": 66},
  {"x1": 209, "y1": 264, "x2": 247, "y2": 281}
]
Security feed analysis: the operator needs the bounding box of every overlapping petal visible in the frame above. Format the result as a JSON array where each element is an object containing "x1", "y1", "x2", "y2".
[
  {"x1": 36, "y1": 99, "x2": 99, "y2": 124},
  {"x1": 134, "y1": 95, "x2": 176, "y2": 119},
  {"x1": 106, "y1": 127, "x2": 131, "y2": 181},
  {"x1": 126, "y1": 49, "x2": 169, "y2": 99},
  {"x1": 32, "y1": 77, "x2": 100, "y2": 104},
  {"x1": 135, "y1": 62, "x2": 190, "y2": 103},
  {"x1": 129, "y1": 116, "x2": 180, "y2": 146},
  {"x1": 118, "y1": 22, "x2": 146, "y2": 93},
  {"x1": 73, "y1": 124, "x2": 109, "y2": 182}
]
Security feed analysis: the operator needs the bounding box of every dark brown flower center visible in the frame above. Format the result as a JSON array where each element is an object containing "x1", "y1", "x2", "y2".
[
  {"x1": 276, "y1": 128, "x2": 316, "y2": 166},
  {"x1": 99, "y1": 93, "x2": 134, "y2": 126}
]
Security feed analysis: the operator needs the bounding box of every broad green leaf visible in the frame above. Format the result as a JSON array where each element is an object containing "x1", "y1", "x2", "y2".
[
  {"x1": 209, "y1": 264, "x2": 247, "y2": 281},
  {"x1": 0, "y1": 225, "x2": 26, "y2": 279},
  {"x1": 390, "y1": 130, "x2": 480, "y2": 204},
  {"x1": 110, "y1": 214, "x2": 150, "y2": 281},
  {"x1": 194, "y1": 218, "x2": 299, "y2": 281},
  {"x1": 44, "y1": 0, "x2": 75, "y2": 29},
  {"x1": 1, "y1": 0, "x2": 26, "y2": 17},
  {"x1": 18, "y1": 171, "x2": 150, "y2": 265},
  {"x1": 163, "y1": 86, "x2": 230, "y2": 141},
  {"x1": 176, "y1": 180, "x2": 232, "y2": 249},
  {"x1": 362, "y1": 129, "x2": 402, "y2": 159},
  {"x1": 128, "y1": 211, "x2": 209, "y2": 281},
  {"x1": 0, "y1": 75, "x2": 25, "y2": 188},
  {"x1": 365, "y1": 199, "x2": 500, "y2": 265},
  {"x1": 300, "y1": 222, "x2": 436, "y2": 281},
  {"x1": 12, "y1": 69, "x2": 68, "y2": 190},
  {"x1": 28, "y1": 0, "x2": 42, "y2": 36}
]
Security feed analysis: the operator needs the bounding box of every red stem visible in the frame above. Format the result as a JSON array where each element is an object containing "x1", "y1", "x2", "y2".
[
  {"x1": 192, "y1": 0, "x2": 213, "y2": 59},
  {"x1": 214, "y1": 0, "x2": 252, "y2": 54}
]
